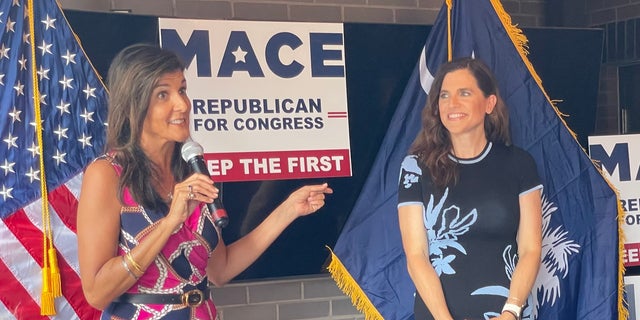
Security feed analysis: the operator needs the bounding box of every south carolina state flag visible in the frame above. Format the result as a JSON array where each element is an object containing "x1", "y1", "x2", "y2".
[
  {"x1": 0, "y1": 0, "x2": 107, "y2": 318},
  {"x1": 328, "y1": 0, "x2": 624, "y2": 319}
]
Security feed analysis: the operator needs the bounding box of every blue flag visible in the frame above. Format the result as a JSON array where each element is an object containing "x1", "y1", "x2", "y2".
[
  {"x1": 0, "y1": 0, "x2": 107, "y2": 317},
  {"x1": 328, "y1": 0, "x2": 623, "y2": 319}
]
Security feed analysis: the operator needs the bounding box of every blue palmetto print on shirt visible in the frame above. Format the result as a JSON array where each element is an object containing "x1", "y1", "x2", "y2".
[{"x1": 400, "y1": 156, "x2": 478, "y2": 276}]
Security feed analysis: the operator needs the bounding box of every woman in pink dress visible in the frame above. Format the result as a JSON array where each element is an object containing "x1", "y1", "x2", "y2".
[{"x1": 77, "y1": 44, "x2": 332, "y2": 319}]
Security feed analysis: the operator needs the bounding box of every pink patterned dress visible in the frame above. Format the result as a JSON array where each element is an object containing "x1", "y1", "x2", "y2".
[{"x1": 101, "y1": 156, "x2": 219, "y2": 319}]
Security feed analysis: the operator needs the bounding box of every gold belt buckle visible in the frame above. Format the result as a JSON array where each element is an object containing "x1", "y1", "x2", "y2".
[{"x1": 181, "y1": 289, "x2": 204, "y2": 307}]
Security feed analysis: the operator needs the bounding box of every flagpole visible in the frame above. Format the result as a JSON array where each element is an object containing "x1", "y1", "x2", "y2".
[{"x1": 446, "y1": 0, "x2": 452, "y2": 61}]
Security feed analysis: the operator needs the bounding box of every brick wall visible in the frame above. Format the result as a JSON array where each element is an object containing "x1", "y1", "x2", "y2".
[
  {"x1": 59, "y1": 0, "x2": 545, "y2": 26},
  {"x1": 210, "y1": 274, "x2": 364, "y2": 320},
  {"x1": 581, "y1": 0, "x2": 640, "y2": 135},
  {"x1": 595, "y1": 64, "x2": 620, "y2": 134}
]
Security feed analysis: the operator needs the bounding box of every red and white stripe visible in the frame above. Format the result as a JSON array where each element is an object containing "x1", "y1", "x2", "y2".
[{"x1": 0, "y1": 173, "x2": 101, "y2": 319}]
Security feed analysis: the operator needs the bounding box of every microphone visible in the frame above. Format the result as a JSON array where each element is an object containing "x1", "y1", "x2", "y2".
[{"x1": 181, "y1": 138, "x2": 229, "y2": 228}]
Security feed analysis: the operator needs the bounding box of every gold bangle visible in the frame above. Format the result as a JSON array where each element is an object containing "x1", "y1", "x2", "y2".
[
  {"x1": 126, "y1": 251, "x2": 143, "y2": 274},
  {"x1": 121, "y1": 256, "x2": 139, "y2": 280}
]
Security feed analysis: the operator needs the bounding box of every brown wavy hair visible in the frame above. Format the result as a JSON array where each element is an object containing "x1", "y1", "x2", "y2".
[
  {"x1": 408, "y1": 57, "x2": 511, "y2": 190},
  {"x1": 105, "y1": 44, "x2": 190, "y2": 211}
]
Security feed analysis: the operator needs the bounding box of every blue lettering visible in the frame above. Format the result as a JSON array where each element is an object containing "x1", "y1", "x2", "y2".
[
  {"x1": 310, "y1": 33, "x2": 344, "y2": 77},
  {"x1": 163, "y1": 29, "x2": 346, "y2": 79},
  {"x1": 218, "y1": 31, "x2": 264, "y2": 77},
  {"x1": 266, "y1": 32, "x2": 304, "y2": 78},
  {"x1": 589, "y1": 143, "x2": 631, "y2": 181},
  {"x1": 160, "y1": 29, "x2": 212, "y2": 77},
  {"x1": 629, "y1": 198, "x2": 639, "y2": 212}
]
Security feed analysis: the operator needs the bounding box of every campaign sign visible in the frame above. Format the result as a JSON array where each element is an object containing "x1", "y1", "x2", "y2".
[
  {"x1": 588, "y1": 134, "x2": 640, "y2": 267},
  {"x1": 625, "y1": 275, "x2": 640, "y2": 320},
  {"x1": 159, "y1": 19, "x2": 351, "y2": 182}
]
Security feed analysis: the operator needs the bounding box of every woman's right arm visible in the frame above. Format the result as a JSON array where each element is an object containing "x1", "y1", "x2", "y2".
[
  {"x1": 77, "y1": 159, "x2": 139, "y2": 309},
  {"x1": 398, "y1": 204, "x2": 453, "y2": 320}
]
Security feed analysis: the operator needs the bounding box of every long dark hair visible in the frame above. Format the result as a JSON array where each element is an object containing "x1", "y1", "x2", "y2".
[
  {"x1": 105, "y1": 43, "x2": 190, "y2": 210},
  {"x1": 409, "y1": 57, "x2": 510, "y2": 190}
]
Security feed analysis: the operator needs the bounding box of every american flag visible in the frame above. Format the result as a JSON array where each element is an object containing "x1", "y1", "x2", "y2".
[{"x1": 0, "y1": 0, "x2": 107, "y2": 318}]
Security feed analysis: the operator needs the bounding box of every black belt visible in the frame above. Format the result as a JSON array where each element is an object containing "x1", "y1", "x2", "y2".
[{"x1": 115, "y1": 282, "x2": 210, "y2": 307}]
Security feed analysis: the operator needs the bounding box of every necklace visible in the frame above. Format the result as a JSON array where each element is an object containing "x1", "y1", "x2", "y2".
[
  {"x1": 162, "y1": 186, "x2": 173, "y2": 203},
  {"x1": 155, "y1": 179, "x2": 174, "y2": 203}
]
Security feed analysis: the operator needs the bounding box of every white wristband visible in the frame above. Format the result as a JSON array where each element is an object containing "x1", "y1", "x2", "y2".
[{"x1": 502, "y1": 303, "x2": 522, "y2": 319}]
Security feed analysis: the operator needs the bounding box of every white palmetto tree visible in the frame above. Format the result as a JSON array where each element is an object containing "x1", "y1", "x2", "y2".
[{"x1": 528, "y1": 195, "x2": 580, "y2": 319}]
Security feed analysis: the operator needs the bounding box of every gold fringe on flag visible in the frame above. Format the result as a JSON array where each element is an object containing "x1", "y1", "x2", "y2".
[
  {"x1": 488, "y1": 0, "x2": 628, "y2": 318},
  {"x1": 27, "y1": 0, "x2": 61, "y2": 314},
  {"x1": 326, "y1": 247, "x2": 383, "y2": 320}
]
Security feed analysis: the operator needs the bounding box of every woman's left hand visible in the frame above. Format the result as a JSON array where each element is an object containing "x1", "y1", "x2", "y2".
[{"x1": 286, "y1": 183, "x2": 333, "y2": 217}]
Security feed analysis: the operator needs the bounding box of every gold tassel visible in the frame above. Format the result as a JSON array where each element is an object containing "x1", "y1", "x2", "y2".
[
  {"x1": 27, "y1": 0, "x2": 61, "y2": 314},
  {"x1": 40, "y1": 266, "x2": 56, "y2": 315},
  {"x1": 48, "y1": 248, "x2": 62, "y2": 297},
  {"x1": 326, "y1": 247, "x2": 383, "y2": 320}
]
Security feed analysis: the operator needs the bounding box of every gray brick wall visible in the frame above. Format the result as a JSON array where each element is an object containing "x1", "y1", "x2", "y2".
[
  {"x1": 586, "y1": 0, "x2": 640, "y2": 25},
  {"x1": 211, "y1": 274, "x2": 365, "y2": 320},
  {"x1": 583, "y1": 0, "x2": 640, "y2": 134},
  {"x1": 59, "y1": 0, "x2": 546, "y2": 26}
]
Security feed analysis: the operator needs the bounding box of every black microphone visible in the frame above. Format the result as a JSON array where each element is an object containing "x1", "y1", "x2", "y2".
[{"x1": 181, "y1": 138, "x2": 229, "y2": 228}]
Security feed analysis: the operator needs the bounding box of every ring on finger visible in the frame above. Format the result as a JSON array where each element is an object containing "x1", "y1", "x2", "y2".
[
  {"x1": 188, "y1": 185, "x2": 193, "y2": 193},
  {"x1": 188, "y1": 192, "x2": 195, "y2": 200}
]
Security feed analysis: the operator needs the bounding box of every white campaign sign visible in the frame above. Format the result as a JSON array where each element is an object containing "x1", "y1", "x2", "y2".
[
  {"x1": 159, "y1": 19, "x2": 351, "y2": 182},
  {"x1": 588, "y1": 134, "x2": 640, "y2": 267},
  {"x1": 624, "y1": 275, "x2": 640, "y2": 320}
]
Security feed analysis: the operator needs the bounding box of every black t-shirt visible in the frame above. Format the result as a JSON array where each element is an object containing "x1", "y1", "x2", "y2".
[{"x1": 398, "y1": 142, "x2": 542, "y2": 320}]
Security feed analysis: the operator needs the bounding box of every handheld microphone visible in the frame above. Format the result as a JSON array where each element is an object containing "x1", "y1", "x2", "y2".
[{"x1": 180, "y1": 138, "x2": 229, "y2": 228}]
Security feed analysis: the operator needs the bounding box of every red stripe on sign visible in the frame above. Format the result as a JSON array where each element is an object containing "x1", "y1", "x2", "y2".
[
  {"x1": 327, "y1": 112, "x2": 348, "y2": 118},
  {"x1": 624, "y1": 242, "x2": 640, "y2": 267},
  {"x1": 203, "y1": 149, "x2": 352, "y2": 182}
]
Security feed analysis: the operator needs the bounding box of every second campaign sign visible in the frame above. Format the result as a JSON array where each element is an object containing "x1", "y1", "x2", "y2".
[
  {"x1": 589, "y1": 134, "x2": 640, "y2": 267},
  {"x1": 159, "y1": 18, "x2": 352, "y2": 182}
]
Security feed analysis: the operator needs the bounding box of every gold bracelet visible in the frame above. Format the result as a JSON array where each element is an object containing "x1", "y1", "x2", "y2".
[
  {"x1": 121, "y1": 256, "x2": 139, "y2": 280},
  {"x1": 126, "y1": 251, "x2": 143, "y2": 274}
]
